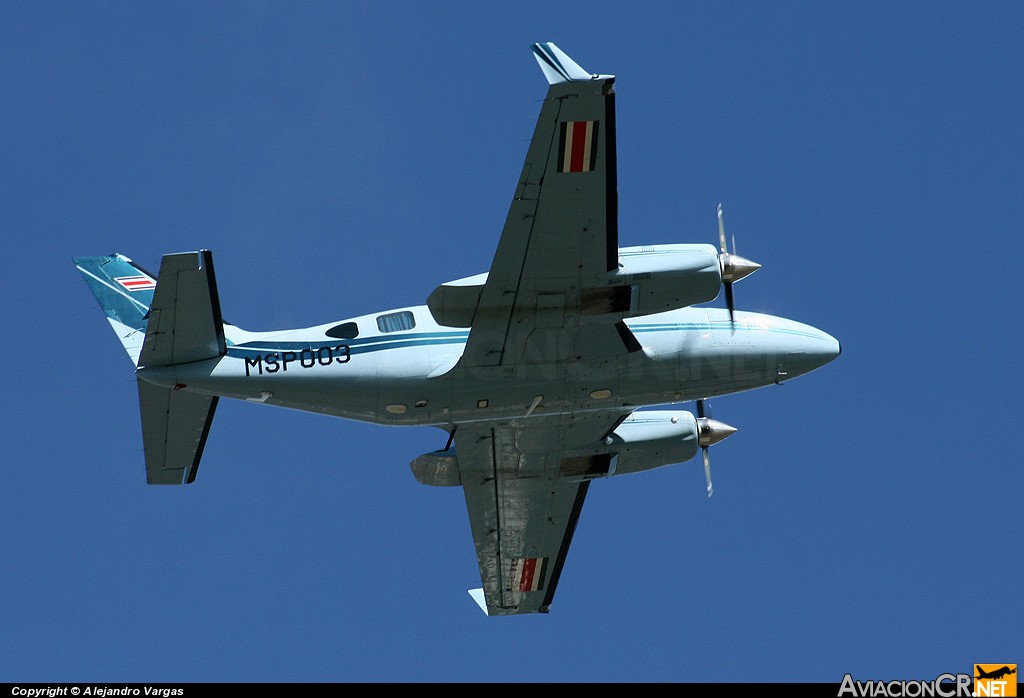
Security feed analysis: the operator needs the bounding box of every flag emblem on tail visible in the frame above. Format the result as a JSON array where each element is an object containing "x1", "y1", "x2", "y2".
[
  {"x1": 115, "y1": 275, "x2": 156, "y2": 291},
  {"x1": 557, "y1": 120, "x2": 599, "y2": 173},
  {"x1": 509, "y1": 557, "x2": 548, "y2": 592}
]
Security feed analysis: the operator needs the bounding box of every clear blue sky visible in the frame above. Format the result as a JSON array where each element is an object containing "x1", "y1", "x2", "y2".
[{"x1": 2, "y1": 2, "x2": 1020, "y2": 683}]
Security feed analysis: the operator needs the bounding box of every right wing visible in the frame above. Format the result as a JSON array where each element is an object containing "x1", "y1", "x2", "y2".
[{"x1": 457, "y1": 411, "x2": 628, "y2": 615}]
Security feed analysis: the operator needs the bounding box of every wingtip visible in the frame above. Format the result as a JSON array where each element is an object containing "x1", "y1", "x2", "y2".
[
  {"x1": 468, "y1": 588, "x2": 489, "y2": 616},
  {"x1": 531, "y1": 41, "x2": 597, "y2": 85}
]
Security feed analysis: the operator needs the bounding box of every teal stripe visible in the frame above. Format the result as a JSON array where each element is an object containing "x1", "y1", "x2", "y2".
[
  {"x1": 225, "y1": 336, "x2": 467, "y2": 359},
  {"x1": 234, "y1": 330, "x2": 468, "y2": 351},
  {"x1": 223, "y1": 321, "x2": 821, "y2": 361}
]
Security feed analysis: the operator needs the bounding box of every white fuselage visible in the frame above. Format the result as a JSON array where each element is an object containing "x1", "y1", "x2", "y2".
[{"x1": 138, "y1": 304, "x2": 841, "y2": 429}]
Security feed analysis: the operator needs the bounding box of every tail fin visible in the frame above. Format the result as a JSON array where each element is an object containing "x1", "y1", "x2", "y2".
[
  {"x1": 76, "y1": 250, "x2": 226, "y2": 485},
  {"x1": 74, "y1": 253, "x2": 156, "y2": 366}
]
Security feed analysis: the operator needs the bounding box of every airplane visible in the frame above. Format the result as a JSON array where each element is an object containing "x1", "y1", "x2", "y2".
[
  {"x1": 74, "y1": 42, "x2": 840, "y2": 616},
  {"x1": 976, "y1": 666, "x2": 1017, "y2": 681}
]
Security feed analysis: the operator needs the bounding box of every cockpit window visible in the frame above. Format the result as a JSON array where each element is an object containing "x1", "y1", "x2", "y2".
[
  {"x1": 376, "y1": 311, "x2": 415, "y2": 333},
  {"x1": 326, "y1": 321, "x2": 359, "y2": 340}
]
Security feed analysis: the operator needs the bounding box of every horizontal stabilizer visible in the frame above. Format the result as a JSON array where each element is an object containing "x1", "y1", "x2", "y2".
[
  {"x1": 138, "y1": 378, "x2": 218, "y2": 485},
  {"x1": 139, "y1": 250, "x2": 226, "y2": 367}
]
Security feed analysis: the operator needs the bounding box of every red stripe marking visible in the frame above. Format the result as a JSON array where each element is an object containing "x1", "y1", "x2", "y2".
[
  {"x1": 115, "y1": 277, "x2": 156, "y2": 291},
  {"x1": 519, "y1": 558, "x2": 537, "y2": 592},
  {"x1": 570, "y1": 122, "x2": 588, "y2": 172}
]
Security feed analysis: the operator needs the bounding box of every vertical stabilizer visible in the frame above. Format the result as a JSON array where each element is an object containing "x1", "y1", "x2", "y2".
[{"x1": 74, "y1": 254, "x2": 156, "y2": 366}]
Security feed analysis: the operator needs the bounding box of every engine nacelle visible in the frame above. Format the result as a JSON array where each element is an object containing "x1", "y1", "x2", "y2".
[
  {"x1": 426, "y1": 273, "x2": 488, "y2": 328},
  {"x1": 410, "y1": 447, "x2": 461, "y2": 486},
  {"x1": 412, "y1": 411, "x2": 709, "y2": 485},
  {"x1": 608, "y1": 244, "x2": 722, "y2": 316},
  {"x1": 559, "y1": 410, "x2": 700, "y2": 480},
  {"x1": 426, "y1": 244, "x2": 722, "y2": 327}
]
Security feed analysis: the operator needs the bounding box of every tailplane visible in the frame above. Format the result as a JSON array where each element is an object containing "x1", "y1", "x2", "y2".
[
  {"x1": 76, "y1": 250, "x2": 226, "y2": 485},
  {"x1": 138, "y1": 379, "x2": 218, "y2": 484},
  {"x1": 137, "y1": 250, "x2": 226, "y2": 367}
]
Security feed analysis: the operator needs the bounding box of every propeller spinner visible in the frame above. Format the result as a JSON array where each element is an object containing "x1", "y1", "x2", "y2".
[
  {"x1": 695, "y1": 398, "x2": 738, "y2": 497},
  {"x1": 716, "y1": 204, "x2": 760, "y2": 325}
]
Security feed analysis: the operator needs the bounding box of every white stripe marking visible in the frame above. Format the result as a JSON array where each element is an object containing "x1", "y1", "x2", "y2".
[
  {"x1": 77, "y1": 266, "x2": 150, "y2": 312},
  {"x1": 583, "y1": 121, "x2": 594, "y2": 170}
]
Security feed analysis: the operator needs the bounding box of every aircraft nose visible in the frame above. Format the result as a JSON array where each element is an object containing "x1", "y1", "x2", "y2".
[
  {"x1": 814, "y1": 329, "x2": 841, "y2": 365},
  {"x1": 780, "y1": 325, "x2": 841, "y2": 378}
]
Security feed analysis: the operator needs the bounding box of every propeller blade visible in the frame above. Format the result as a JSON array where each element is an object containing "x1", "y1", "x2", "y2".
[
  {"x1": 715, "y1": 202, "x2": 758, "y2": 332},
  {"x1": 703, "y1": 447, "x2": 713, "y2": 497},
  {"x1": 695, "y1": 409, "x2": 735, "y2": 497},
  {"x1": 717, "y1": 203, "x2": 728, "y2": 254},
  {"x1": 717, "y1": 203, "x2": 737, "y2": 330}
]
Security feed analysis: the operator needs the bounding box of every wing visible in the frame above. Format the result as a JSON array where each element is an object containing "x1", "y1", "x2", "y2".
[
  {"x1": 460, "y1": 43, "x2": 639, "y2": 369},
  {"x1": 457, "y1": 411, "x2": 627, "y2": 615}
]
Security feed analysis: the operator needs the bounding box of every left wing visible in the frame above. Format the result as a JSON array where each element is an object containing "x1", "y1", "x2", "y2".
[
  {"x1": 459, "y1": 43, "x2": 637, "y2": 370},
  {"x1": 457, "y1": 411, "x2": 627, "y2": 615}
]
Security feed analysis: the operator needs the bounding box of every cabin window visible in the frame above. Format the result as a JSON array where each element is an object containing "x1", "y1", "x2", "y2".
[
  {"x1": 376, "y1": 311, "x2": 415, "y2": 333},
  {"x1": 326, "y1": 322, "x2": 359, "y2": 340}
]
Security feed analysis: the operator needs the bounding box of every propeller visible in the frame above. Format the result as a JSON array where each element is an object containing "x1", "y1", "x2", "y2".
[
  {"x1": 716, "y1": 204, "x2": 761, "y2": 327},
  {"x1": 695, "y1": 398, "x2": 738, "y2": 497}
]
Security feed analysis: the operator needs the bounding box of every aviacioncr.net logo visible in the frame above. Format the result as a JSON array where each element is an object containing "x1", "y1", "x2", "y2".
[{"x1": 838, "y1": 673, "x2": 973, "y2": 697}]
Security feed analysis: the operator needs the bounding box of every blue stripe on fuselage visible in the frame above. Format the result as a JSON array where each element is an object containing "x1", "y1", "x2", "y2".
[
  {"x1": 223, "y1": 322, "x2": 817, "y2": 360},
  {"x1": 226, "y1": 332, "x2": 469, "y2": 360}
]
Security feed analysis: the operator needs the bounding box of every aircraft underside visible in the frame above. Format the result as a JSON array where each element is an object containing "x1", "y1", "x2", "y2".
[{"x1": 75, "y1": 41, "x2": 840, "y2": 616}]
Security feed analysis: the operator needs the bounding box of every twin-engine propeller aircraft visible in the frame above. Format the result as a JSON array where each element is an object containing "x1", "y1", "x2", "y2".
[{"x1": 76, "y1": 42, "x2": 839, "y2": 616}]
